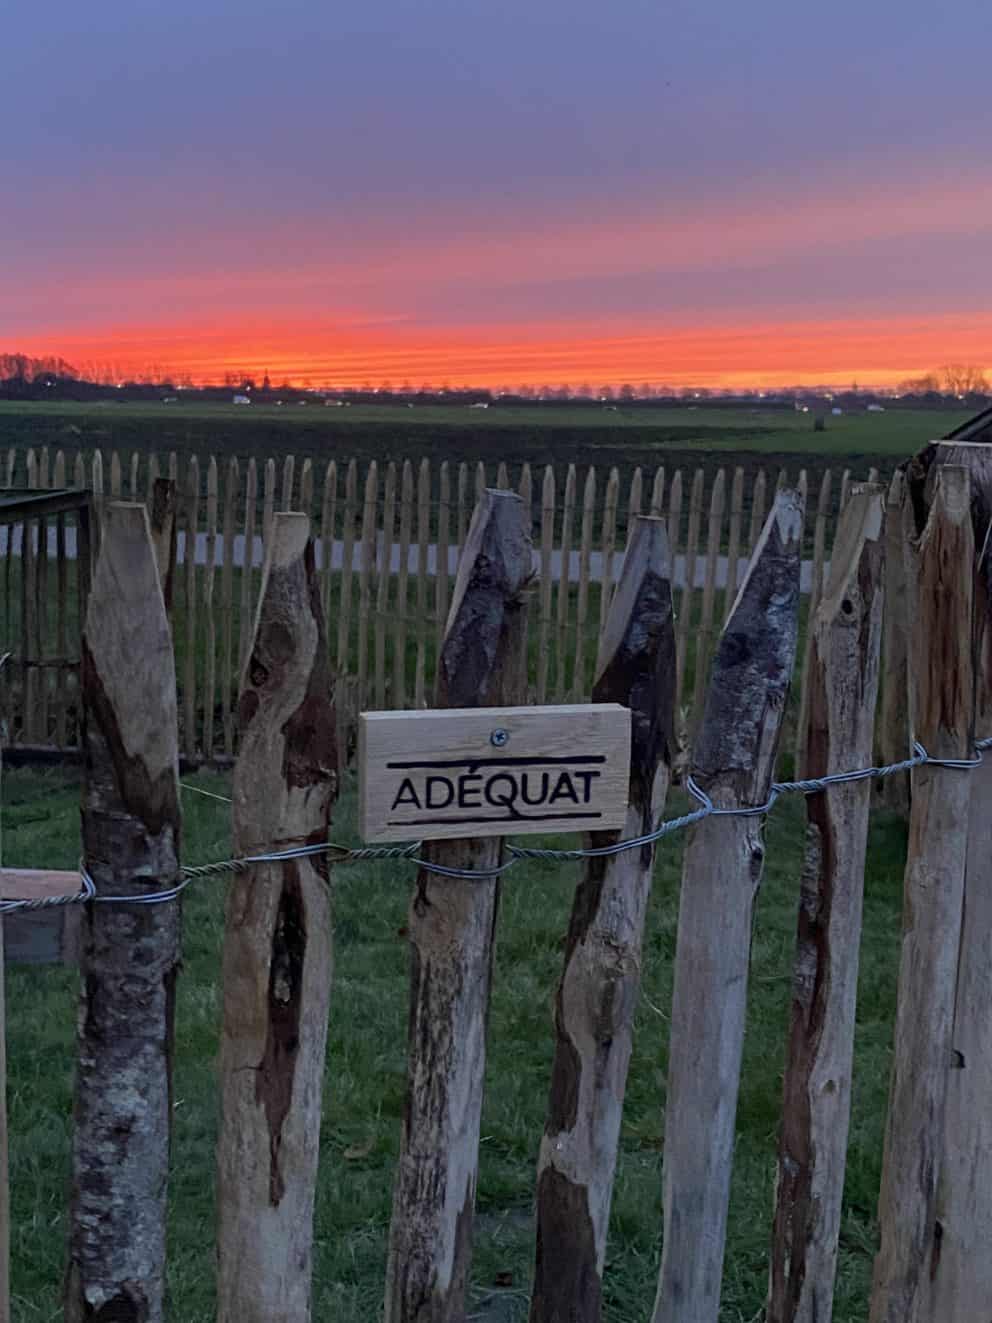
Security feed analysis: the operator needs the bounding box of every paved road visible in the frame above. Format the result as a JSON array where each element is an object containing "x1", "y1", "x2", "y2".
[{"x1": 1, "y1": 526, "x2": 820, "y2": 593}]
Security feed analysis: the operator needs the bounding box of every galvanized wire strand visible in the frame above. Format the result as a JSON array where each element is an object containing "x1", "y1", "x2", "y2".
[{"x1": 1, "y1": 736, "x2": 989, "y2": 909}]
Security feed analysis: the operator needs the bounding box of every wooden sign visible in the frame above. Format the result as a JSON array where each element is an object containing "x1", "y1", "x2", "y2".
[{"x1": 359, "y1": 704, "x2": 631, "y2": 843}]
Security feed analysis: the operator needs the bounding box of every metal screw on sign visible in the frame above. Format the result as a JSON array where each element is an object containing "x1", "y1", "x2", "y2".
[{"x1": 490, "y1": 728, "x2": 509, "y2": 748}]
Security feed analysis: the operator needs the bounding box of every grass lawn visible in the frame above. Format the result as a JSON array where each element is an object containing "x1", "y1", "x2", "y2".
[{"x1": 2, "y1": 763, "x2": 907, "y2": 1321}]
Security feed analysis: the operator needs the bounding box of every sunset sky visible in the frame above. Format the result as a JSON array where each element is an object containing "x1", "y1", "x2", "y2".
[{"x1": 4, "y1": 0, "x2": 991, "y2": 388}]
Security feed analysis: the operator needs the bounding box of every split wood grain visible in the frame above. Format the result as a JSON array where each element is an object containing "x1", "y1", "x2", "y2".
[
  {"x1": 65, "y1": 502, "x2": 181, "y2": 1323},
  {"x1": 217, "y1": 512, "x2": 337, "y2": 1323},
  {"x1": 767, "y1": 486, "x2": 885, "y2": 1323},
  {"x1": 869, "y1": 466, "x2": 975, "y2": 1323},
  {"x1": 530, "y1": 516, "x2": 676, "y2": 1323},
  {"x1": 384, "y1": 490, "x2": 531, "y2": 1323},
  {"x1": 653, "y1": 489, "x2": 804, "y2": 1323}
]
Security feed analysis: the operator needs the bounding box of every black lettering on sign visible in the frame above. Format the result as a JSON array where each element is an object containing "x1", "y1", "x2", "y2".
[{"x1": 385, "y1": 755, "x2": 609, "y2": 829}]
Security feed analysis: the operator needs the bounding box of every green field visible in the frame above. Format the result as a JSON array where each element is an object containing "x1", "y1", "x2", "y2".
[{"x1": 3, "y1": 765, "x2": 906, "y2": 1322}]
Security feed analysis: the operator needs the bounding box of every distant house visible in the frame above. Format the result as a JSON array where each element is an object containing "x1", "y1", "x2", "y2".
[
  {"x1": 233, "y1": 394, "x2": 250, "y2": 405},
  {"x1": 867, "y1": 403, "x2": 885, "y2": 412}
]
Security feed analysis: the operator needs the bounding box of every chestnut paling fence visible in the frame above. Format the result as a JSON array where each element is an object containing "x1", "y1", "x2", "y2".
[
  {"x1": 0, "y1": 443, "x2": 884, "y2": 771},
  {"x1": 0, "y1": 437, "x2": 989, "y2": 1322}
]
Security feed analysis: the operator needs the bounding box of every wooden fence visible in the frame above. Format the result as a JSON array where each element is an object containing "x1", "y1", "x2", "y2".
[
  {"x1": 0, "y1": 445, "x2": 884, "y2": 768},
  {"x1": 0, "y1": 437, "x2": 989, "y2": 1323}
]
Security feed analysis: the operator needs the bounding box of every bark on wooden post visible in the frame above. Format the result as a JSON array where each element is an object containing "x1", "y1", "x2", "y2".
[
  {"x1": 869, "y1": 466, "x2": 975, "y2": 1323},
  {"x1": 216, "y1": 512, "x2": 337, "y2": 1323},
  {"x1": 384, "y1": 489, "x2": 531, "y2": 1323},
  {"x1": 874, "y1": 470, "x2": 910, "y2": 815},
  {"x1": 65, "y1": 503, "x2": 182, "y2": 1323},
  {"x1": 530, "y1": 516, "x2": 676, "y2": 1323},
  {"x1": 919, "y1": 444, "x2": 992, "y2": 1322},
  {"x1": 652, "y1": 489, "x2": 803, "y2": 1323},
  {"x1": 767, "y1": 486, "x2": 886, "y2": 1323}
]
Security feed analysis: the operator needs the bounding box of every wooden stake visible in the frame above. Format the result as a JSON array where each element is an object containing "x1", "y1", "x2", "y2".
[
  {"x1": 650, "y1": 465, "x2": 666, "y2": 517},
  {"x1": 393, "y1": 461, "x2": 414, "y2": 709},
  {"x1": 239, "y1": 459, "x2": 258, "y2": 676},
  {"x1": 767, "y1": 486, "x2": 885, "y2": 1323},
  {"x1": 109, "y1": 450, "x2": 122, "y2": 497},
  {"x1": 281, "y1": 453, "x2": 296, "y2": 510},
  {"x1": 65, "y1": 502, "x2": 181, "y2": 1323},
  {"x1": 555, "y1": 464, "x2": 577, "y2": 701},
  {"x1": 530, "y1": 516, "x2": 676, "y2": 1323},
  {"x1": 875, "y1": 470, "x2": 910, "y2": 814},
  {"x1": 220, "y1": 459, "x2": 238, "y2": 755},
  {"x1": 183, "y1": 456, "x2": 200, "y2": 758},
  {"x1": 202, "y1": 457, "x2": 219, "y2": 757},
  {"x1": 536, "y1": 465, "x2": 555, "y2": 703},
  {"x1": 375, "y1": 462, "x2": 397, "y2": 710},
  {"x1": 598, "y1": 467, "x2": 620, "y2": 643},
  {"x1": 262, "y1": 457, "x2": 276, "y2": 555},
  {"x1": 572, "y1": 468, "x2": 597, "y2": 699},
  {"x1": 795, "y1": 469, "x2": 834, "y2": 777},
  {"x1": 653, "y1": 489, "x2": 804, "y2": 1323},
  {"x1": 869, "y1": 466, "x2": 975, "y2": 1323},
  {"x1": 456, "y1": 462, "x2": 469, "y2": 558},
  {"x1": 217, "y1": 512, "x2": 337, "y2": 1323},
  {"x1": 357, "y1": 461, "x2": 378, "y2": 711},
  {"x1": 675, "y1": 468, "x2": 704, "y2": 713},
  {"x1": 414, "y1": 458, "x2": 430, "y2": 706},
  {"x1": 384, "y1": 490, "x2": 531, "y2": 1323},
  {"x1": 299, "y1": 458, "x2": 313, "y2": 515},
  {"x1": 336, "y1": 460, "x2": 358, "y2": 676},
  {"x1": 318, "y1": 460, "x2": 336, "y2": 630},
  {"x1": 723, "y1": 467, "x2": 745, "y2": 618},
  {"x1": 149, "y1": 478, "x2": 177, "y2": 613},
  {"x1": 54, "y1": 452, "x2": 68, "y2": 747},
  {"x1": 691, "y1": 468, "x2": 726, "y2": 721},
  {"x1": 747, "y1": 468, "x2": 767, "y2": 556},
  {"x1": 436, "y1": 462, "x2": 451, "y2": 669}
]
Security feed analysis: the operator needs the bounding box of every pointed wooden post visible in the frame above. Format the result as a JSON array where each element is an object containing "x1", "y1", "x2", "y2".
[
  {"x1": 149, "y1": 477, "x2": 177, "y2": 613},
  {"x1": 653, "y1": 490, "x2": 803, "y2": 1323},
  {"x1": 767, "y1": 486, "x2": 886, "y2": 1323},
  {"x1": 869, "y1": 466, "x2": 975, "y2": 1323},
  {"x1": 914, "y1": 439, "x2": 992, "y2": 1321},
  {"x1": 875, "y1": 469, "x2": 910, "y2": 814},
  {"x1": 65, "y1": 503, "x2": 181, "y2": 1323},
  {"x1": 530, "y1": 516, "x2": 676, "y2": 1323},
  {"x1": 216, "y1": 512, "x2": 338, "y2": 1323},
  {"x1": 384, "y1": 490, "x2": 531, "y2": 1323}
]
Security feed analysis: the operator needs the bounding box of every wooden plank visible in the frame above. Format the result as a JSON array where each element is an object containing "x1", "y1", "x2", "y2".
[
  {"x1": 183, "y1": 456, "x2": 200, "y2": 757},
  {"x1": 530, "y1": 516, "x2": 676, "y2": 1323},
  {"x1": 375, "y1": 462, "x2": 397, "y2": 710},
  {"x1": 598, "y1": 467, "x2": 620, "y2": 643},
  {"x1": 675, "y1": 468, "x2": 704, "y2": 713},
  {"x1": 571, "y1": 468, "x2": 597, "y2": 700},
  {"x1": 357, "y1": 461, "x2": 378, "y2": 712},
  {"x1": 281, "y1": 454, "x2": 296, "y2": 510},
  {"x1": 319, "y1": 459, "x2": 337, "y2": 630},
  {"x1": 217, "y1": 512, "x2": 337, "y2": 1323},
  {"x1": 392, "y1": 461, "x2": 414, "y2": 709},
  {"x1": 795, "y1": 470, "x2": 834, "y2": 778},
  {"x1": 497, "y1": 460, "x2": 510, "y2": 490},
  {"x1": 436, "y1": 461, "x2": 451, "y2": 665},
  {"x1": 147, "y1": 452, "x2": 160, "y2": 498},
  {"x1": 839, "y1": 469, "x2": 851, "y2": 510},
  {"x1": 475, "y1": 461, "x2": 486, "y2": 505},
  {"x1": 874, "y1": 470, "x2": 910, "y2": 814},
  {"x1": 65, "y1": 502, "x2": 181, "y2": 1323},
  {"x1": 36, "y1": 504, "x2": 50, "y2": 742},
  {"x1": 336, "y1": 460, "x2": 359, "y2": 676},
  {"x1": 220, "y1": 458, "x2": 238, "y2": 756},
  {"x1": 73, "y1": 452, "x2": 85, "y2": 489},
  {"x1": 239, "y1": 459, "x2": 258, "y2": 676},
  {"x1": 653, "y1": 489, "x2": 804, "y2": 1323},
  {"x1": 518, "y1": 462, "x2": 533, "y2": 516},
  {"x1": 555, "y1": 464, "x2": 577, "y2": 701},
  {"x1": 201, "y1": 457, "x2": 219, "y2": 757},
  {"x1": 414, "y1": 459, "x2": 430, "y2": 706},
  {"x1": 360, "y1": 703, "x2": 630, "y2": 842},
  {"x1": 767, "y1": 486, "x2": 885, "y2": 1323},
  {"x1": 129, "y1": 451, "x2": 140, "y2": 500},
  {"x1": 691, "y1": 468, "x2": 726, "y2": 721},
  {"x1": 536, "y1": 465, "x2": 555, "y2": 703},
  {"x1": 109, "y1": 450, "x2": 122, "y2": 498},
  {"x1": 383, "y1": 490, "x2": 531, "y2": 1323},
  {"x1": 21, "y1": 515, "x2": 36, "y2": 742},
  {"x1": 869, "y1": 466, "x2": 975, "y2": 1323},
  {"x1": 626, "y1": 466, "x2": 643, "y2": 541}
]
